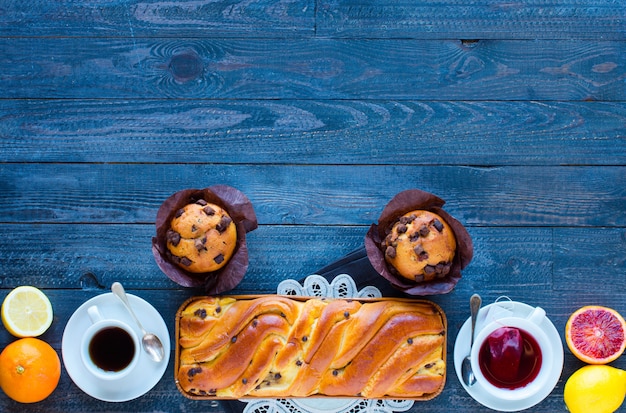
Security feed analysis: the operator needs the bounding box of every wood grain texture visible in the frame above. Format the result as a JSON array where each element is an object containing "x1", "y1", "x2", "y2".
[
  {"x1": 2, "y1": 0, "x2": 625, "y2": 411},
  {"x1": 2, "y1": 100, "x2": 625, "y2": 165},
  {"x1": 554, "y1": 228, "x2": 626, "y2": 291},
  {"x1": 2, "y1": 38, "x2": 624, "y2": 100},
  {"x1": 1, "y1": 0, "x2": 623, "y2": 40},
  {"x1": 0, "y1": 224, "x2": 568, "y2": 292},
  {"x1": 0, "y1": 0, "x2": 315, "y2": 38},
  {"x1": 1, "y1": 164, "x2": 624, "y2": 226},
  {"x1": 317, "y1": 0, "x2": 626, "y2": 40}
]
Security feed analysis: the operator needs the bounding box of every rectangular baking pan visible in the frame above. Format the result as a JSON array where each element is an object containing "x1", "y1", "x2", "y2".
[{"x1": 175, "y1": 295, "x2": 447, "y2": 401}]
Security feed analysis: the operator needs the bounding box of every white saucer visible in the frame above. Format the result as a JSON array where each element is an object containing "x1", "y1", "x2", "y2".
[
  {"x1": 62, "y1": 292, "x2": 170, "y2": 402},
  {"x1": 453, "y1": 301, "x2": 563, "y2": 412}
]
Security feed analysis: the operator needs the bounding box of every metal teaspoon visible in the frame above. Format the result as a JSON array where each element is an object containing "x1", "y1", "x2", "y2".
[
  {"x1": 461, "y1": 293, "x2": 482, "y2": 387},
  {"x1": 111, "y1": 282, "x2": 165, "y2": 363}
]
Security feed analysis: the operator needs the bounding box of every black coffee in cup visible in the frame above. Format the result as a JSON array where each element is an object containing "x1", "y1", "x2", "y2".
[{"x1": 88, "y1": 326, "x2": 136, "y2": 372}]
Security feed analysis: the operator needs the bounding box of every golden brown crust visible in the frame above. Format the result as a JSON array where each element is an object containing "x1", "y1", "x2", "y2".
[
  {"x1": 383, "y1": 210, "x2": 456, "y2": 282},
  {"x1": 166, "y1": 201, "x2": 237, "y2": 273},
  {"x1": 177, "y1": 296, "x2": 446, "y2": 399}
]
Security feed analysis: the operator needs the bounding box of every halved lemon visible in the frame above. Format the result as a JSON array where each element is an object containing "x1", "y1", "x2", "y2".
[{"x1": 1, "y1": 286, "x2": 53, "y2": 337}]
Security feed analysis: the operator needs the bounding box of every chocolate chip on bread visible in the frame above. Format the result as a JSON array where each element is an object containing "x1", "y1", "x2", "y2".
[{"x1": 176, "y1": 296, "x2": 446, "y2": 399}]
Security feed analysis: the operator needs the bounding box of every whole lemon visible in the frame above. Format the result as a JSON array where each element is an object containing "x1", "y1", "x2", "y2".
[{"x1": 564, "y1": 365, "x2": 626, "y2": 413}]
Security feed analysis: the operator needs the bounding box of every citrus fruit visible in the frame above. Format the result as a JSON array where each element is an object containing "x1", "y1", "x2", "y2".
[
  {"x1": 564, "y1": 365, "x2": 626, "y2": 413},
  {"x1": 1, "y1": 286, "x2": 53, "y2": 338},
  {"x1": 565, "y1": 305, "x2": 626, "y2": 364},
  {"x1": 0, "y1": 337, "x2": 61, "y2": 403}
]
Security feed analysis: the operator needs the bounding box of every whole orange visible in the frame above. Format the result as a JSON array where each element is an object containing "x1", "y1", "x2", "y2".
[{"x1": 0, "y1": 337, "x2": 61, "y2": 403}]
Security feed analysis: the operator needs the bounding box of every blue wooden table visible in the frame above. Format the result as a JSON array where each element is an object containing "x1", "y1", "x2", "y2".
[{"x1": 1, "y1": 1, "x2": 625, "y2": 412}]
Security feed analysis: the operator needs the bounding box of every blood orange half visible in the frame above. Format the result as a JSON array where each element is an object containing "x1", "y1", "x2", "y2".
[{"x1": 565, "y1": 305, "x2": 626, "y2": 364}]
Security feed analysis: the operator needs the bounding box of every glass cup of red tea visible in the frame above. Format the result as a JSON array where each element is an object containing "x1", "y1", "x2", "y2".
[{"x1": 470, "y1": 306, "x2": 552, "y2": 400}]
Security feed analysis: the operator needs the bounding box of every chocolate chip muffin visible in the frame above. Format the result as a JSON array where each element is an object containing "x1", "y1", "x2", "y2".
[
  {"x1": 383, "y1": 210, "x2": 456, "y2": 282},
  {"x1": 166, "y1": 200, "x2": 237, "y2": 273}
]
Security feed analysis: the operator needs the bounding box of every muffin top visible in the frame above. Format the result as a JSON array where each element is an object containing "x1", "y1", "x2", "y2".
[
  {"x1": 166, "y1": 200, "x2": 237, "y2": 273},
  {"x1": 383, "y1": 210, "x2": 456, "y2": 282}
]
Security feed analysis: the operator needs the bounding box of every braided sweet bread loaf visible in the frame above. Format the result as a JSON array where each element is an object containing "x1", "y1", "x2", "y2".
[{"x1": 176, "y1": 295, "x2": 446, "y2": 399}]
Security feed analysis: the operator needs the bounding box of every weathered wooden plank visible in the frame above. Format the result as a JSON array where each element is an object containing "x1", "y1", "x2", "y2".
[
  {"x1": 0, "y1": 224, "x2": 626, "y2": 328},
  {"x1": 0, "y1": 225, "x2": 547, "y2": 291},
  {"x1": 0, "y1": 224, "x2": 330, "y2": 291},
  {"x1": 554, "y1": 228, "x2": 626, "y2": 292},
  {"x1": 2, "y1": 100, "x2": 625, "y2": 165},
  {"x1": 317, "y1": 0, "x2": 626, "y2": 40},
  {"x1": 0, "y1": 224, "x2": 621, "y2": 295},
  {"x1": 1, "y1": 164, "x2": 624, "y2": 226},
  {"x1": 1, "y1": 38, "x2": 624, "y2": 100},
  {"x1": 0, "y1": 224, "x2": 365, "y2": 293},
  {"x1": 0, "y1": 0, "x2": 315, "y2": 38},
  {"x1": 0, "y1": 0, "x2": 623, "y2": 40}
]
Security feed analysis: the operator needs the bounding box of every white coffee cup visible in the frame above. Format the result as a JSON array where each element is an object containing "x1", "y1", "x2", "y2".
[
  {"x1": 80, "y1": 305, "x2": 140, "y2": 380},
  {"x1": 470, "y1": 306, "x2": 552, "y2": 400}
]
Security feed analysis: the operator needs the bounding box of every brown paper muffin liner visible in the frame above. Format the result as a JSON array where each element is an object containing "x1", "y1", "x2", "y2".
[
  {"x1": 152, "y1": 185, "x2": 257, "y2": 294},
  {"x1": 365, "y1": 189, "x2": 473, "y2": 295}
]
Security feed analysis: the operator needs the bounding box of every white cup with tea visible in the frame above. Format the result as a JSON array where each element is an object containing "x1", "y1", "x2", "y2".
[
  {"x1": 470, "y1": 306, "x2": 553, "y2": 400},
  {"x1": 80, "y1": 305, "x2": 140, "y2": 380}
]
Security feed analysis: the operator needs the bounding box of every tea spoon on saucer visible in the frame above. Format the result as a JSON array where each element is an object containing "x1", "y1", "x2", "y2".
[
  {"x1": 461, "y1": 293, "x2": 482, "y2": 387},
  {"x1": 111, "y1": 282, "x2": 165, "y2": 363}
]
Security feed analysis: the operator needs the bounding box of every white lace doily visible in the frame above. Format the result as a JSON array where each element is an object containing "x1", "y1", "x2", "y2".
[
  {"x1": 276, "y1": 273, "x2": 382, "y2": 299},
  {"x1": 242, "y1": 274, "x2": 415, "y2": 413}
]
